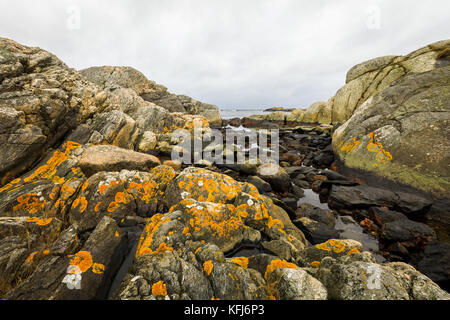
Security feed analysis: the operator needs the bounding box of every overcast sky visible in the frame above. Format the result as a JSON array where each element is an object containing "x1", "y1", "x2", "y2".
[{"x1": 1, "y1": 0, "x2": 449, "y2": 109}]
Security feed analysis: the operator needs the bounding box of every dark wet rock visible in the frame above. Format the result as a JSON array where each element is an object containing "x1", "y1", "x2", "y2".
[
  {"x1": 295, "y1": 203, "x2": 335, "y2": 228},
  {"x1": 291, "y1": 185, "x2": 305, "y2": 199},
  {"x1": 313, "y1": 150, "x2": 335, "y2": 168},
  {"x1": 369, "y1": 207, "x2": 407, "y2": 225},
  {"x1": 256, "y1": 163, "x2": 291, "y2": 192},
  {"x1": 328, "y1": 185, "x2": 432, "y2": 214},
  {"x1": 293, "y1": 179, "x2": 310, "y2": 190},
  {"x1": 280, "y1": 198, "x2": 298, "y2": 212},
  {"x1": 293, "y1": 217, "x2": 340, "y2": 245},
  {"x1": 417, "y1": 241, "x2": 450, "y2": 288},
  {"x1": 381, "y1": 219, "x2": 436, "y2": 243}
]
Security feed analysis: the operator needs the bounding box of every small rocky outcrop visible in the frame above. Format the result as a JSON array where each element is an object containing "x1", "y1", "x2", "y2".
[{"x1": 80, "y1": 66, "x2": 222, "y2": 127}]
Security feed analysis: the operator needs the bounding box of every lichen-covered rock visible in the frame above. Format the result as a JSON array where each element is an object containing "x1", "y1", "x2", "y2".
[
  {"x1": 0, "y1": 38, "x2": 118, "y2": 184},
  {"x1": 332, "y1": 63, "x2": 450, "y2": 201},
  {"x1": 266, "y1": 267, "x2": 327, "y2": 300},
  {"x1": 78, "y1": 145, "x2": 160, "y2": 177},
  {"x1": 299, "y1": 239, "x2": 363, "y2": 267},
  {"x1": 3, "y1": 216, "x2": 127, "y2": 300},
  {"x1": 302, "y1": 101, "x2": 332, "y2": 124},
  {"x1": 313, "y1": 252, "x2": 450, "y2": 300},
  {"x1": 80, "y1": 66, "x2": 222, "y2": 126},
  {"x1": 329, "y1": 40, "x2": 450, "y2": 124}
]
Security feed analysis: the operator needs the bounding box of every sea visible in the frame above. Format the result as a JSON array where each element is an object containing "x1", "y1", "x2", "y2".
[{"x1": 220, "y1": 108, "x2": 266, "y2": 119}]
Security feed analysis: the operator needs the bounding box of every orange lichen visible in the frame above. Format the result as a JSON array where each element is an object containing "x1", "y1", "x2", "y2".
[
  {"x1": 341, "y1": 137, "x2": 361, "y2": 153},
  {"x1": 367, "y1": 132, "x2": 392, "y2": 164},
  {"x1": 13, "y1": 193, "x2": 45, "y2": 214},
  {"x1": 68, "y1": 251, "x2": 93, "y2": 273},
  {"x1": 23, "y1": 141, "x2": 80, "y2": 183},
  {"x1": 176, "y1": 200, "x2": 243, "y2": 240},
  {"x1": 135, "y1": 214, "x2": 164, "y2": 258},
  {"x1": 311, "y1": 261, "x2": 321, "y2": 268},
  {"x1": 152, "y1": 281, "x2": 167, "y2": 296},
  {"x1": 26, "y1": 217, "x2": 53, "y2": 226},
  {"x1": 92, "y1": 263, "x2": 105, "y2": 274},
  {"x1": 107, "y1": 201, "x2": 119, "y2": 213},
  {"x1": 115, "y1": 231, "x2": 119, "y2": 237},
  {"x1": 347, "y1": 248, "x2": 360, "y2": 255},
  {"x1": 72, "y1": 196, "x2": 88, "y2": 213},
  {"x1": 264, "y1": 259, "x2": 298, "y2": 280},
  {"x1": 315, "y1": 239, "x2": 346, "y2": 253},
  {"x1": 94, "y1": 202, "x2": 102, "y2": 212},
  {"x1": 231, "y1": 257, "x2": 249, "y2": 269},
  {"x1": 203, "y1": 260, "x2": 214, "y2": 276},
  {"x1": 25, "y1": 251, "x2": 38, "y2": 263},
  {"x1": 43, "y1": 250, "x2": 50, "y2": 255}
]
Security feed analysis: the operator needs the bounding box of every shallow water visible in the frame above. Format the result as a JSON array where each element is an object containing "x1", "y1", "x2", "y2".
[{"x1": 297, "y1": 189, "x2": 330, "y2": 210}]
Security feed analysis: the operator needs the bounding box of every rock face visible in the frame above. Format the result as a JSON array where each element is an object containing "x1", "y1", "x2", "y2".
[
  {"x1": 78, "y1": 145, "x2": 161, "y2": 177},
  {"x1": 0, "y1": 38, "x2": 117, "y2": 185},
  {"x1": 332, "y1": 63, "x2": 450, "y2": 201},
  {"x1": 302, "y1": 40, "x2": 450, "y2": 125},
  {"x1": 80, "y1": 66, "x2": 222, "y2": 127}
]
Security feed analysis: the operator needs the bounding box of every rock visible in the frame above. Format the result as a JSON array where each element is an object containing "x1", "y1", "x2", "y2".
[
  {"x1": 293, "y1": 217, "x2": 340, "y2": 245},
  {"x1": 165, "y1": 167, "x2": 245, "y2": 208},
  {"x1": 137, "y1": 131, "x2": 157, "y2": 153},
  {"x1": 300, "y1": 239, "x2": 364, "y2": 266},
  {"x1": 291, "y1": 185, "x2": 305, "y2": 199},
  {"x1": 78, "y1": 145, "x2": 161, "y2": 177},
  {"x1": 0, "y1": 38, "x2": 116, "y2": 184},
  {"x1": 332, "y1": 61, "x2": 450, "y2": 201},
  {"x1": 296, "y1": 203, "x2": 335, "y2": 227},
  {"x1": 328, "y1": 185, "x2": 432, "y2": 214},
  {"x1": 381, "y1": 219, "x2": 436, "y2": 243},
  {"x1": 417, "y1": 241, "x2": 450, "y2": 289},
  {"x1": 285, "y1": 109, "x2": 305, "y2": 123},
  {"x1": 315, "y1": 255, "x2": 450, "y2": 300},
  {"x1": 369, "y1": 207, "x2": 407, "y2": 225},
  {"x1": 162, "y1": 160, "x2": 182, "y2": 171},
  {"x1": 4, "y1": 216, "x2": 127, "y2": 300},
  {"x1": 329, "y1": 40, "x2": 450, "y2": 124},
  {"x1": 302, "y1": 101, "x2": 332, "y2": 124},
  {"x1": 246, "y1": 176, "x2": 272, "y2": 194},
  {"x1": 266, "y1": 267, "x2": 327, "y2": 300},
  {"x1": 256, "y1": 163, "x2": 291, "y2": 192}
]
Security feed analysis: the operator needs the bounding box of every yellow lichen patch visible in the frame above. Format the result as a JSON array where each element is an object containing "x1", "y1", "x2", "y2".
[
  {"x1": 341, "y1": 137, "x2": 361, "y2": 153},
  {"x1": 94, "y1": 202, "x2": 102, "y2": 212},
  {"x1": 315, "y1": 239, "x2": 346, "y2": 253},
  {"x1": 311, "y1": 261, "x2": 321, "y2": 268},
  {"x1": 25, "y1": 251, "x2": 38, "y2": 263},
  {"x1": 367, "y1": 132, "x2": 393, "y2": 165},
  {"x1": 92, "y1": 263, "x2": 105, "y2": 274},
  {"x1": 81, "y1": 180, "x2": 89, "y2": 192},
  {"x1": 115, "y1": 231, "x2": 119, "y2": 237},
  {"x1": 127, "y1": 179, "x2": 157, "y2": 204},
  {"x1": 176, "y1": 168, "x2": 242, "y2": 204},
  {"x1": 98, "y1": 180, "x2": 119, "y2": 195},
  {"x1": 203, "y1": 260, "x2": 214, "y2": 276},
  {"x1": 107, "y1": 202, "x2": 119, "y2": 213},
  {"x1": 72, "y1": 196, "x2": 88, "y2": 213},
  {"x1": 264, "y1": 259, "x2": 298, "y2": 280},
  {"x1": 42, "y1": 250, "x2": 50, "y2": 255},
  {"x1": 231, "y1": 257, "x2": 249, "y2": 269},
  {"x1": 177, "y1": 200, "x2": 243, "y2": 240},
  {"x1": 25, "y1": 217, "x2": 53, "y2": 226},
  {"x1": 152, "y1": 281, "x2": 167, "y2": 296},
  {"x1": 135, "y1": 214, "x2": 164, "y2": 258},
  {"x1": 347, "y1": 248, "x2": 360, "y2": 255},
  {"x1": 23, "y1": 141, "x2": 80, "y2": 183},
  {"x1": 13, "y1": 193, "x2": 45, "y2": 214},
  {"x1": 68, "y1": 251, "x2": 93, "y2": 273}
]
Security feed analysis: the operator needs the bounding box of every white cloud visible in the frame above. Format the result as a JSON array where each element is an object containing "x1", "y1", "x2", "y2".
[{"x1": 1, "y1": 0, "x2": 449, "y2": 109}]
